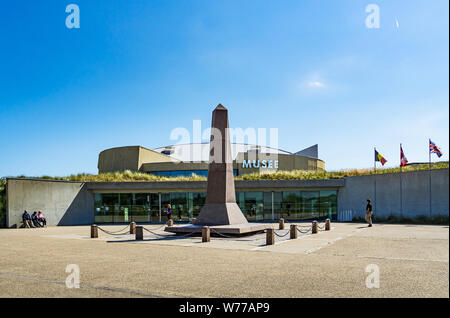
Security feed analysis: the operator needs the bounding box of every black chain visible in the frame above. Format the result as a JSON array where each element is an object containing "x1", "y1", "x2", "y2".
[
  {"x1": 297, "y1": 227, "x2": 312, "y2": 234},
  {"x1": 209, "y1": 228, "x2": 235, "y2": 238},
  {"x1": 142, "y1": 227, "x2": 196, "y2": 238},
  {"x1": 274, "y1": 230, "x2": 291, "y2": 238},
  {"x1": 97, "y1": 225, "x2": 131, "y2": 235}
]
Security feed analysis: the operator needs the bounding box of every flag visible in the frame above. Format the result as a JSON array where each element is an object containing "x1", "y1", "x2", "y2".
[
  {"x1": 400, "y1": 144, "x2": 408, "y2": 167},
  {"x1": 429, "y1": 139, "x2": 443, "y2": 158},
  {"x1": 375, "y1": 150, "x2": 387, "y2": 166}
]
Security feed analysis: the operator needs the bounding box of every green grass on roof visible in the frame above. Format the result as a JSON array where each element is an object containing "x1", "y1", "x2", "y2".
[{"x1": 4, "y1": 161, "x2": 448, "y2": 182}]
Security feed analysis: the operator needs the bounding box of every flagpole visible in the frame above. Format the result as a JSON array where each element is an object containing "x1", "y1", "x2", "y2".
[
  {"x1": 400, "y1": 143, "x2": 403, "y2": 219},
  {"x1": 374, "y1": 147, "x2": 377, "y2": 215},
  {"x1": 429, "y1": 139, "x2": 432, "y2": 219}
]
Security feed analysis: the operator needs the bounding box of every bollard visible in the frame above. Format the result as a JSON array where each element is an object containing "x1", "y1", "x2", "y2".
[
  {"x1": 312, "y1": 221, "x2": 318, "y2": 234},
  {"x1": 279, "y1": 218, "x2": 285, "y2": 230},
  {"x1": 290, "y1": 224, "x2": 298, "y2": 239},
  {"x1": 202, "y1": 226, "x2": 210, "y2": 243},
  {"x1": 167, "y1": 219, "x2": 174, "y2": 226},
  {"x1": 130, "y1": 222, "x2": 136, "y2": 234},
  {"x1": 135, "y1": 226, "x2": 143, "y2": 240},
  {"x1": 90, "y1": 224, "x2": 98, "y2": 238},
  {"x1": 266, "y1": 228, "x2": 275, "y2": 245},
  {"x1": 325, "y1": 219, "x2": 331, "y2": 231},
  {"x1": 192, "y1": 218, "x2": 196, "y2": 225}
]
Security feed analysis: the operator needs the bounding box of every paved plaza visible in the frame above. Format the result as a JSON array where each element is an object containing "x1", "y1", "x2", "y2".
[{"x1": 0, "y1": 222, "x2": 448, "y2": 298}]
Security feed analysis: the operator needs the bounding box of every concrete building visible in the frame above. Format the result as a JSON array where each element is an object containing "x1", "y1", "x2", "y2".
[
  {"x1": 98, "y1": 143, "x2": 325, "y2": 176},
  {"x1": 5, "y1": 168, "x2": 449, "y2": 227}
]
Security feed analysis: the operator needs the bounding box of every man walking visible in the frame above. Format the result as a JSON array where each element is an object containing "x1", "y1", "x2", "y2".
[{"x1": 366, "y1": 199, "x2": 373, "y2": 227}]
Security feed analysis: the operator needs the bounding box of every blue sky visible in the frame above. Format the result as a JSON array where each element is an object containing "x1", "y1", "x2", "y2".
[{"x1": 0, "y1": 0, "x2": 448, "y2": 176}]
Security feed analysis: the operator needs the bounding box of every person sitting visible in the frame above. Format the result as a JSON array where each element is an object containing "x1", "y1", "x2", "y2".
[
  {"x1": 31, "y1": 211, "x2": 42, "y2": 227},
  {"x1": 22, "y1": 210, "x2": 34, "y2": 228},
  {"x1": 37, "y1": 211, "x2": 47, "y2": 227}
]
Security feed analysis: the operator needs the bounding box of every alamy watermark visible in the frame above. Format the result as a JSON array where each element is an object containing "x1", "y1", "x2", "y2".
[
  {"x1": 365, "y1": 264, "x2": 380, "y2": 288},
  {"x1": 65, "y1": 4, "x2": 80, "y2": 29},
  {"x1": 168, "y1": 120, "x2": 279, "y2": 167},
  {"x1": 365, "y1": 4, "x2": 380, "y2": 29},
  {"x1": 65, "y1": 264, "x2": 80, "y2": 288}
]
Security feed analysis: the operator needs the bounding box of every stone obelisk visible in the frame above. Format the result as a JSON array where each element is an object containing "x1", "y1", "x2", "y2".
[{"x1": 194, "y1": 104, "x2": 248, "y2": 226}]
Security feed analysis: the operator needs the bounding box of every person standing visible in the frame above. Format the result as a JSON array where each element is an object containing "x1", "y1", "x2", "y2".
[
  {"x1": 365, "y1": 199, "x2": 373, "y2": 227},
  {"x1": 166, "y1": 204, "x2": 172, "y2": 220}
]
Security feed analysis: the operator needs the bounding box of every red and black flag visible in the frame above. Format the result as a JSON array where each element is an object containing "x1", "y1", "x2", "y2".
[
  {"x1": 375, "y1": 149, "x2": 387, "y2": 166},
  {"x1": 400, "y1": 144, "x2": 408, "y2": 167}
]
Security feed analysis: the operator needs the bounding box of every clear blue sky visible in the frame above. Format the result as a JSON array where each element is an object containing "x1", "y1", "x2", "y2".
[{"x1": 0, "y1": 0, "x2": 448, "y2": 177}]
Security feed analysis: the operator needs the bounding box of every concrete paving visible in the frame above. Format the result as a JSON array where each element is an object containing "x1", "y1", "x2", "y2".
[{"x1": 0, "y1": 222, "x2": 448, "y2": 298}]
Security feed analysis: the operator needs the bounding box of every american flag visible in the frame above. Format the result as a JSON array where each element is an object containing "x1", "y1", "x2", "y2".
[{"x1": 429, "y1": 139, "x2": 443, "y2": 158}]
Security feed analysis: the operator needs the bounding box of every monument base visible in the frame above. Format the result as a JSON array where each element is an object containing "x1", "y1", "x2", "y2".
[
  {"x1": 165, "y1": 223, "x2": 271, "y2": 236},
  {"x1": 194, "y1": 203, "x2": 249, "y2": 226}
]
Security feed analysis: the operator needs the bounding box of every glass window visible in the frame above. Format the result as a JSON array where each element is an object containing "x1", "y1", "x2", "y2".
[
  {"x1": 192, "y1": 192, "x2": 206, "y2": 219},
  {"x1": 319, "y1": 190, "x2": 338, "y2": 220},
  {"x1": 282, "y1": 191, "x2": 301, "y2": 220},
  {"x1": 300, "y1": 191, "x2": 320, "y2": 220},
  {"x1": 94, "y1": 193, "x2": 119, "y2": 223},
  {"x1": 93, "y1": 189, "x2": 338, "y2": 224},
  {"x1": 237, "y1": 191, "x2": 264, "y2": 221}
]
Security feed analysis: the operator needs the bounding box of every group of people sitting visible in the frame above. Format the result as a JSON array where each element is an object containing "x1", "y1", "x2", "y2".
[{"x1": 22, "y1": 210, "x2": 47, "y2": 228}]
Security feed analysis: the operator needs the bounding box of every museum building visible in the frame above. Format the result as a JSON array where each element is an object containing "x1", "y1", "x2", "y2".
[
  {"x1": 93, "y1": 143, "x2": 337, "y2": 223},
  {"x1": 98, "y1": 143, "x2": 325, "y2": 177}
]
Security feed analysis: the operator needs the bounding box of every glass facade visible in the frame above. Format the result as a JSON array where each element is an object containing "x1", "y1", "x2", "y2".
[{"x1": 94, "y1": 190, "x2": 337, "y2": 223}]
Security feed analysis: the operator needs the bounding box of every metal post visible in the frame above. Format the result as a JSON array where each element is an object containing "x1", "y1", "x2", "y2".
[
  {"x1": 312, "y1": 221, "x2": 318, "y2": 234},
  {"x1": 325, "y1": 219, "x2": 331, "y2": 231},
  {"x1": 400, "y1": 163, "x2": 403, "y2": 219},
  {"x1": 202, "y1": 226, "x2": 210, "y2": 243},
  {"x1": 90, "y1": 224, "x2": 98, "y2": 238},
  {"x1": 290, "y1": 224, "x2": 297, "y2": 239},
  {"x1": 279, "y1": 218, "x2": 284, "y2": 230},
  {"x1": 135, "y1": 226, "x2": 143, "y2": 240},
  {"x1": 130, "y1": 222, "x2": 136, "y2": 234},
  {"x1": 429, "y1": 142, "x2": 432, "y2": 219},
  {"x1": 266, "y1": 228, "x2": 275, "y2": 245},
  {"x1": 374, "y1": 147, "x2": 377, "y2": 216}
]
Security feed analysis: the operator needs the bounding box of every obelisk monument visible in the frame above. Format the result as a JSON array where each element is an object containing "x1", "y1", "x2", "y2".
[{"x1": 194, "y1": 104, "x2": 248, "y2": 226}]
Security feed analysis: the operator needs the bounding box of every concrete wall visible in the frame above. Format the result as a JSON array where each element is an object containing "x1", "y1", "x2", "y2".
[
  {"x1": 98, "y1": 146, "x2": 177, "y2": 173},
  {"x1": 338, "y1": 168, "x2": 449, "y2": 219},
  {"x1": 5, "y1": 169, "x2": 448, "y2": 226},
  {"x1": 6, "y1": 178, "x2": 94, "y2": 227}
]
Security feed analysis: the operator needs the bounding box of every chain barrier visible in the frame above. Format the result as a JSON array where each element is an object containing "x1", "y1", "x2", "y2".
[
  {"x1": 143, "y1": 224, "x2": 166, "y2": 231},
  {"x1": 209, "y1": 228, "x2": 235, "y2": 238},
  {"x1": 297, "y1": 227, "x2": 312, "y2": 234},
  {"x1": 296, "y1": 224, "x2": 314, "y2": 228},
  {"x1": 274, "y1": 230, "x2": 291, "y2": 238},
  {"x1": 102, "y1": 224, "x2": 130, "y2": 233},
  {"x1": 97, "y1": 225, "x2": 131, "y2": 236},
  {"x1": 142, "y1": 227, "x2": 196, "y2": 238}
]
